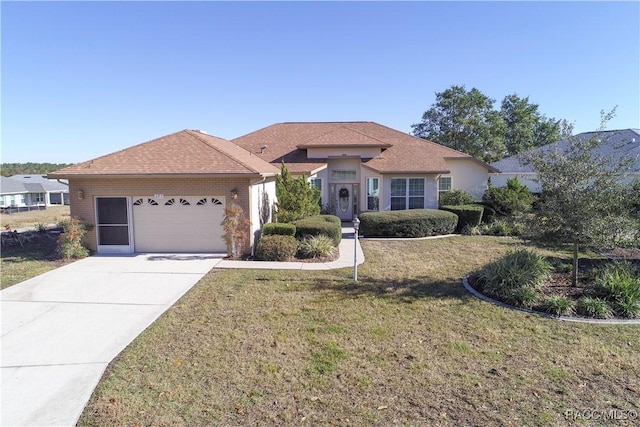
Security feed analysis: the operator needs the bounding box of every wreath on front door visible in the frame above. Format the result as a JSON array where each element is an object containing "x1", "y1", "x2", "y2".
[{"x1": 339, "y1": 188, "x2": 349, "y2": 199}]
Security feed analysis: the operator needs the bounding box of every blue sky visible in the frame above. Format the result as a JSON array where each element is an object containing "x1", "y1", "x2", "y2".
[{"x1": 2, "y1": 1, "x2": 639, "y2": 163}]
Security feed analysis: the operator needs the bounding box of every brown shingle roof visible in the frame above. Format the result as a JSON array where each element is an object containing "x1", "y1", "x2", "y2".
[
  {"x1": 233, "y1": 121, "x2": 487, "y2": 174},
  {"x1": 49, "y1": 130, "x2": 280, "y2": 177}
]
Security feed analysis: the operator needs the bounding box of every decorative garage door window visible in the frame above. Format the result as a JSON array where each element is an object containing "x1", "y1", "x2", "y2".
[{"x1": 197, "y1": 198, "x2": 224, "y2": 205}]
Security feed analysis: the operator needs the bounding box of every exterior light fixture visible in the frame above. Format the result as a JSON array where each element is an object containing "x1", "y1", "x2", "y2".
[{"x1": 77, "y1": 190, "x2": 84, "y2": 200}]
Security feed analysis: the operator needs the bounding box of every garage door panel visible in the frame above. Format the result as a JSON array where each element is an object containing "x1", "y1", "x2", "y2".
[{"x1": 132, "y1": 196, "x2": 226, "y2": 253}]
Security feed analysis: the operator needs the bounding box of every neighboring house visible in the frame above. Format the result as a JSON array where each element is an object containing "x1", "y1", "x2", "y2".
[
  {"x1": 48, "y1": 130, "x2": 279, "y2": 254},
  {"x1": 9, "y1": 174, "x2": 70, "y2": 205},
  {"x1": 490, "y1": 129, "x2": 640, "y2": 192},
  {"x1": 233, "y1": 121, "x2": 497, "y2": 221},
  {"x1": 0, "y1": 176, "x2": 47, "y2": 213}
]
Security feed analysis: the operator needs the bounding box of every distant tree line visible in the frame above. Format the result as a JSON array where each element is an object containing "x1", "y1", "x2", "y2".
[
  {"x1": 412, "y1": 85, "x2": 568, "y2": 163},
  {"x1": 1, "y1": 163, "x2": 73, "y2": 177}
]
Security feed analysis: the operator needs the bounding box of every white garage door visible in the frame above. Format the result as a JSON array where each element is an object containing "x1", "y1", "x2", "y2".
[{"x1": 132, "y1": 196, "x2": 226, "y2": 252}]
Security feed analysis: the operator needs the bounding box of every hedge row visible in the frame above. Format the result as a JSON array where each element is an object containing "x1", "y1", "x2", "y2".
[
  {"x1": 440, "y1": 204, "x2": 484, "y2": 232},
  {"x1": 293, "y1": 215, "x2": 342, "y2": 246},
  {"x1": 358, "y1": 209, "x2": 457, "y2": 238},
  {"x1": 262, "y1": 222, "x2": 296, "y2": 237}
]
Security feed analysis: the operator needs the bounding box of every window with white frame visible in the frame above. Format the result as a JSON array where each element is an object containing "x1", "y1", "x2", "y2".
[
  {"x1": 366, "y1": 177, "x2": 379, "y2": 211},
  {"x1": 35, "y1": 193, "x2": 45, "y2": 203},
  {"x1": 390, "y1": 178, "x2": 425, "y2": 210},
  {"x1": 438, "y1": 176, "x2": 452, "y2": 194},
  {"x1": 330, "y1": 170, "x2": 356, "y2": 180},
  {"x1": 310, "y1": 178, "x2": 322, "y2": 206}
]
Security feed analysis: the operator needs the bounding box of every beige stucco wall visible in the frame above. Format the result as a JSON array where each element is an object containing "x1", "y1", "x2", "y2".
[
  {"x1": 68, "y1": 177, "x2": 252, "y2": 252},
  {"x1": 249, "y1": 177, "x2": 277, "y2": 244},
  {"x1": 444, "y1": 159, "x2": 491, "y2": 200}
]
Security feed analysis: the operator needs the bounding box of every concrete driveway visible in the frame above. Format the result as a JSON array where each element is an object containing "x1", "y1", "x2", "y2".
[{"x1": 1, "y1": 253, "x2": 223, "y2": 427}]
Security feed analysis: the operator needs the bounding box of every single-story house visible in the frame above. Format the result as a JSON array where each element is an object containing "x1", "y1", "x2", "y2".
[
  {"x1": 1, "y1": 176, "x2": 47, "y2": 213},
  {"x1": 49, "y1": 122, "x2": 495, "y2": 254},
  {"x1": 49, "y1": 130, "x2": 279, "y2": 254},
  {"x1": 10, "y1": 175, "x2": 69, "y2": 205},
  {"x1": 233, "y1": 121, "x2": 498, "y2": 221},
  {"x1": 490, "y1": 128, "x2": 640, "y2": 192}
]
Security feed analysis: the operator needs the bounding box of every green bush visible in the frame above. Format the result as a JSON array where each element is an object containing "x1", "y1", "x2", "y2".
[
  {"x1": 293, "y1": 215, "x2": 342, "y2": 246},
  {"x1": 478, "y1": 204, "x2": 496, "y2": 223},
  {"x1": 541, "y1": 296, "x2": 575, "y2": 316},
  {"x1": 473, "y1": 249, "x2": 551, "y2": 300},
  {"x1": 56, "y1": 217, "x2": 90, "y2": 259},
  {"x1": 255, "y1": 235, "x2": 298, "y2": 261},
  {"x1": 297, "y1": 235, "x2": 337, "y2": 259},
  {"x1": 576, "y1": 297, "x2": 613, "y2": 319},
  {"x1": 439, "y1": 189, "x2": 473, "y2": 207},
  {"x1": 594, "y1": 261, "x2": 640, "y2": 318},
  {"x1": 262, "y1": 222, "x2": 296, "y2": 237},
  {"x1": 478, "y1": 218, "x2": 527, "y2": 237},
  {"x1": 358, "y1": 209, "x2": 457, "y2": 238},
  {"x1": 482, "y1": 177, "x2": 534, "y2": 217},
  {"x1": 440, "y1": 205, "x2": 484, "y2": 232}
]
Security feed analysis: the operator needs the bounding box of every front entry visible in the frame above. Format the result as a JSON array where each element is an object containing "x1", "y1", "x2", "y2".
[{"x1": 333, "y1": 184, "x2": 358, "y2": 221}]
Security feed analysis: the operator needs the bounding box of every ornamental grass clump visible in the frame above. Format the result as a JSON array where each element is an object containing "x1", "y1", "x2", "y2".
[
  {"x1": 594, "y1": 261, "x2": 640, "y2": 318},
  {"x1": 473, "y1": 249, "x2": 551, "y2": 303},
  {"x1": 297, "y1": 235, "x2": 337, "y2": 259},
  {"x1": 541, "y1": 296, "x2": 575, "y2": 317},
  {"x1": 576, "y1": 297, "x2": 613, "y2": 319}
]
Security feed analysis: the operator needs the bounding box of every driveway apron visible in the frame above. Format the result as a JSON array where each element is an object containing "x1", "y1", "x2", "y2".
[{"x1": 1, "y1": 253, "x2": 222, "y2": 427}]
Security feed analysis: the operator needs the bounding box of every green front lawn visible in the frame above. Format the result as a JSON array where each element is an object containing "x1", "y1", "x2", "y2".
[{"x1": 78, "y1": 237, "x2": 639, "y2": 426}]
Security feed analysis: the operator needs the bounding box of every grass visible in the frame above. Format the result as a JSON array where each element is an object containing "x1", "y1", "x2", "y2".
[
  {"x1": 76, "y1": 236, "x2": 639, "y2": 426},
  {"x1": 1, "y1": 206, "x2": 73, "y2": 289},
  {"x1": 0, "y1": 234, "x2": 71, "y2": 289},
  {"x1": 0, "y1": 205, "x2": 70, "y2": 229}
]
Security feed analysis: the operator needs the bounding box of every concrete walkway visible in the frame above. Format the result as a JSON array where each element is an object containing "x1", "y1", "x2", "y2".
[
  {"x1": 1, "y1": 227, "x2": 364, "y2": 426},
  {"x1": 1, "y1": 254, "x2": 222, "y2": 427}
]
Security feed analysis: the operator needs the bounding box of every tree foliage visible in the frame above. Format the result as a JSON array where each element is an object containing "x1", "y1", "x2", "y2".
[
  {"x1": 412, "y1": 85, "x2": 563, "y2": 162},
  {"x1": 1, "y1": 163, "x2": 73, "y2": 177},
  {"x1": 523, "y1": 110, "x2": 638, "y2": 286},
  {"x1": 275, "y1": 162, "x2": 320, "y2": 223}
]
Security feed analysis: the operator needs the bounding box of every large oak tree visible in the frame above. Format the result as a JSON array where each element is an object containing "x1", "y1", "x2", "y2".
[{"x1": 412, "y1": 85, "x2": 564, "y2": 162}]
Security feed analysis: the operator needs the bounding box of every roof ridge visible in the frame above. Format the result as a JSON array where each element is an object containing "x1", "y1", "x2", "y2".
[
  {"x1": 58, "y1": 129, "x2": 189, "y2": 171},
  {"x1": 281, "y1": 121, "x2": 374, "y2": 124},
  {"x1": 186, "y1": 130, "x2": 265, "y2": 174},
  {"x1": 372, "y1": 121, "x2": 473, "y2": 158},
  {"x1": 339, "y1": 123, "x2": 392, "y2": 145}
]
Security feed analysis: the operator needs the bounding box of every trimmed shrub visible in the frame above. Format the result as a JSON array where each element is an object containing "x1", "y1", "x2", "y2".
[
  {"x1": 439, "y1": 189, "x2": 473, "y2": 207},
  {"x1": 297, "y1": 235, "x2": 337, "y2": 259},
  {"x1": 482, "y1": 177, "x2": 534, "y2": 217},
  {"x1": 440, "y1": 205, "x2": 484, "y2": 232},
  {"x1": 262, "y1": 222, "x2": 296, "y2": 237},
  {"x1": 358, "y1": 209, "x2": 457, "y2": 238},
  {"x1": 541, "y1": 296, "x2": 575, "y2": 316},
  {"x1": 294, "y1": 215, "x2": 342, "y2": 245},
  {"x1": 255, "y1": 235, "x2": 298, "y2": 261},
  {"x1": 473, "y1": 249, "x2": 551, "y2": 300}
]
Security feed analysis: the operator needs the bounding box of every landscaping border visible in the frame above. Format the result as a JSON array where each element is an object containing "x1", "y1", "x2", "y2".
[{"x1": 462, "y1": 276, "x2": 640, "y2": 325}]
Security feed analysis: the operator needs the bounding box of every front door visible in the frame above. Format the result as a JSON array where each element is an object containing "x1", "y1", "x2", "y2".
[{"x1": 335, "y1": 184, "x2": 358, "y2": 221}]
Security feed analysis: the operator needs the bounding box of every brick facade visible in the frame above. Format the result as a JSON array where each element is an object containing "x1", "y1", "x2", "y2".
[{"x1": 69, "y1": 177, "x2": 251, "y2": 251}]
